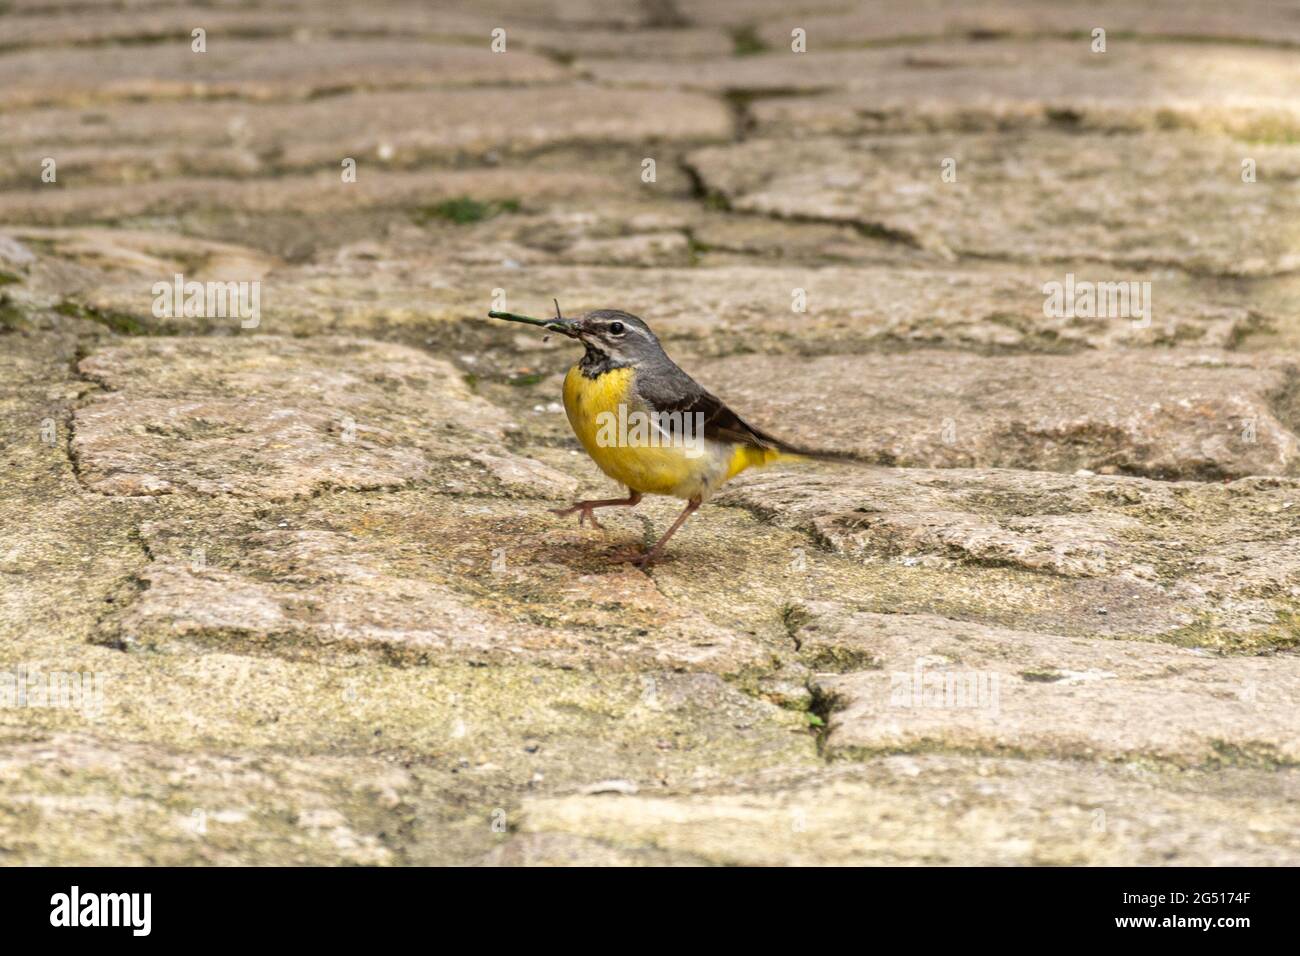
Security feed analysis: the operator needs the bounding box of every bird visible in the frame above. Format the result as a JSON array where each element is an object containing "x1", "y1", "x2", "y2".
[{"x1": 490, "y1": 305, "x2": 838, "y2": 566}]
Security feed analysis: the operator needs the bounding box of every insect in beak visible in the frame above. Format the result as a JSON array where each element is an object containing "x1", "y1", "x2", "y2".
[
  {"x1": 488, "y1": 301, "x2": 580, "y2": 339},
  {"x1": 543, "y1": 298, "x2": 562, "y2": 343}
]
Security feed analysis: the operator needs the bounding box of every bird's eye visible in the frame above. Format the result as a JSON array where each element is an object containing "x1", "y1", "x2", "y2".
[{"x1": 608, "y1": 321, "x2": 625, "y2": 335}]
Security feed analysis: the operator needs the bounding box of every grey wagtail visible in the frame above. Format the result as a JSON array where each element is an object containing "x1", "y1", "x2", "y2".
[{"x1": 490, "y1": 305, "x2": 837, "y2": 566}]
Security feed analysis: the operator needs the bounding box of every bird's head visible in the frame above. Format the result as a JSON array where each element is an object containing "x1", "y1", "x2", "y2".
[
  {"x1": 489, "y1": 306, "x2": 664, "y2": 368},
  {"x1": 560, "y1": 309, "x2": 663, "y2": 367}
]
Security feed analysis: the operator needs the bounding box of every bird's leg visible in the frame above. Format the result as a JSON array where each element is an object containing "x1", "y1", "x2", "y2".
[
  {"x1": 618, "y1": 496, "x2": 701, "y2": 567},
  {"x1": 551, "y1": 490, "x2": 642, "y2": 530}
]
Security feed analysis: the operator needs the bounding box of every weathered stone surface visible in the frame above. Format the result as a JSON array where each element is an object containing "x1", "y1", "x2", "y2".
[
  {"x1": 0, "y1": 227, "x2": 278, "y2": 311},
  {"x1": 560, "y1": 232, "x2": 692, "y2": 267},
  {"x1": 689, "y1": 133, "x2": 1300, "y2": 276},
  {"x1": 469, "y1": 264, "x2": 1269, "y2": 352},
  {"x1": 746, "y1": 41, "x2": 1300, "y2": 138},
  {"x1": 589, "y1": 41, "x2": 1300, "y2": 139},
  {"x1": 513, "y1": 758, "x2": 1300, "y2": 865},
  {"x1": 0, "y1": 6, "x2": 730, "y2": 57},
  {"x1": 517, "y1": 26, "x2": 731, "y2": 58},
  {"x1": 482, "y1": 258, "x2": 1248, "y2": 356},
  {"x1": 68, "y1": 258, "x2": 1258, "y2": 349},
  {"x1": 5, "y1": 1, "x2": 1300, "y2": 868},
  {"x1": 45, "y1": 229, "x2": 1268, "y2": 355},
  {"x1": 417, "y1": 0, "x2": 652, "y2": 29},
  {"x1": 749, "y1": 0, "x2": 1300, "y2": 49},
  {"x1": 0, "y1": 235, "x2": 1280, "y2": 366},
  {"x1": 72, "y1": 336, "x2": 570, "y2": 499},
  {"x1": 0, "y1": 339, "x2": 149, "y2": 655},
  {"x1": 0, "y1": 87, "x2": 731, "y2": 187},
  {"x1": 0, "y1": 233, "x2": 35, "y2": 266},
  {"x1": 8, "y1": 0, "x2": 180, "y2": 8},
  {"x1": 479, "y1": 832, "x2": 690, "y2": 866},
  {"x1": 720, "y1": 467, "x2": 1300, "y2": 649},
  {"x1": 0, "y1": 40, "x2": 567, "y2": 109},
  {"x1": 0, "y1": 158, "x2": 658, "y2": 227},
  {"x1": 0, "y1": 651, "x2": 817, "y2": 815},
  {"x1": 0, "y1": 0, "x2": 632, "y2": 16},
  {"x1": 1245, "y1": 273, "x2": 1300, "y2": 355},
  {"x1": 0, "y1": 7, "x2": 308, "y2": 50},
  {"x1": 0, "y1": 733, "x2": 421, "y2": 865},
  {"x1": 797, "y1": 606, "x2": 1300, "y2": 765},
  {"x1": 0, "y1": 656, "x2": 817, "y2": 865},
  {"x1": 690, "y1": 215, "x2": 942, "y2": 269},
  {"x1": 582, "y1": 47, "x2": 915, "y2": 93},
  {"x1": 693, "y1": 350, "x2": 1300, "y2": 479},
  {"x1": 115, "y1": 495, "x2": 784, "y2": 678}
]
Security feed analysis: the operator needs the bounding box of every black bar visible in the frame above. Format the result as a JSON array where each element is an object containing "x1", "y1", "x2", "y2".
[{"x1": 0, "y1": 867, "x2": 1288, "y2": 942}]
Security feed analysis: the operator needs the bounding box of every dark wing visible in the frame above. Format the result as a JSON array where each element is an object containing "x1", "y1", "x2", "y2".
[{"x1": 633, "y1": 360, "x2": 793, "y2": 451}]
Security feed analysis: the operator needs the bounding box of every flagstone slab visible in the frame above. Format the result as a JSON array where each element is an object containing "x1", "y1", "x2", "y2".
[
  {"x1": 118, "y1": 499, "x2": 784, "y2": 677},
  {"x1": 688, "y1": 133, "x2": 1300, "y2": 276},
  {"x1": 749, "y1": 0, "x2": 1300, "y2": 49},
  {"x1": 583, "y1": 40, "x2": 1300, "y2": 141},
  {"x1": 0, "y1": 39, "x2": 567, "y2": 110},
  {"x1": 0, "y1": 734, "x2": 421, "y2": 865},
  {"x1": 71, "y1": 336, "x2": 573, "y2": 499},
  {"x1": 795, "y1": 605, "x2": 1300, "y2": 765},
  {"x1": 4, "y1": 0, "x2": 1300, "y2": 870},
  {"x1": 691, "y1": 349, "x2": 1300, "y2": 479},
  {"x1": 67, "y1": 259, "x2": 1257, "y2": 348},
  {"x1": 746, "y1": 41, "x2": 1300, "y2": 139},
  {"x1": 2, "y1": 7, "x2": 733, "y2": 59},
  {"x1": 719, "y1": 466, "x2": 1300, "y2": 649},
  {"x1": 511, "y1": 757, "x2": 1300, "y2": 865},
  {"x1": 0, "y1": 86, "x2": 731, "y2": 187},
  {"x1": 0, "y1": 162, "x2": 646, "y2": 226}
]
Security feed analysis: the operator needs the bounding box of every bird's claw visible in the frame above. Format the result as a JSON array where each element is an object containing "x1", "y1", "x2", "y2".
[{"x1": 551, "y1": 503, "x2": 604, "y2": 530}]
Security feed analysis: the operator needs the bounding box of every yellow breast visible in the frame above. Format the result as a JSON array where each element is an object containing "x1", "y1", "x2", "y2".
[
  {"x1": 562, "y1": 364, "x2": 786, "y2": 499},
  {"x1": 562, "y1": 365, "x2": 699, "y2": 497}
]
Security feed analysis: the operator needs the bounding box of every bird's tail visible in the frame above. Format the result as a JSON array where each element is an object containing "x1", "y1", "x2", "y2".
[
  {"x1": 765, "y1": 440, "x2": 860, "y2": 464},
  {"x1": 728, "y1": 441, "x2": 856, "y2": 480}
]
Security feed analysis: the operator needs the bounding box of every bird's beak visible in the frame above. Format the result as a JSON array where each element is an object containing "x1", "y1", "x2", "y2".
[{"x1": 488, "y1": 310, "x2": 581, "y2": 338}]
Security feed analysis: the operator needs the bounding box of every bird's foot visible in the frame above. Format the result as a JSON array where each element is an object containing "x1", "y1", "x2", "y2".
[{"x1": 551, "y1": 502, "x2": 605, "y2": 530}]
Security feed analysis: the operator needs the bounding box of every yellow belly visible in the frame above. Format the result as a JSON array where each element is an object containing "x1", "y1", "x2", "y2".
[{"x1": 562, "y1": 365, "x2": 781, "y2": 499}]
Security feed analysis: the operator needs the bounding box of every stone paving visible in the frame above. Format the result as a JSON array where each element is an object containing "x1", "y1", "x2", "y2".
[{"x1": 0, "y1": 0, "x2": 1298, "y2": 865}]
